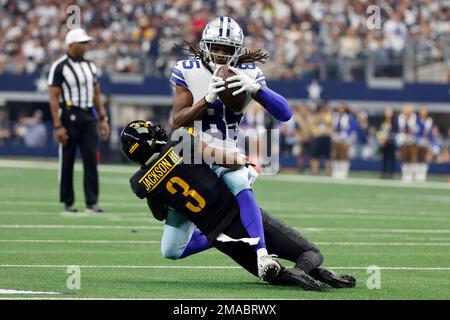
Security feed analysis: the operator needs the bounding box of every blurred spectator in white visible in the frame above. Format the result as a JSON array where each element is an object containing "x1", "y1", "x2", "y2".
[
  {"x1": 13, "y1": 113, "x2": 28, "y2": 144},
  {"x1": 430, "y1": 125, "x2": 445, "y2": 163},
  {"x1": 338, "y1": 28, "x2": 362, "y2": 81},
  {"x1": 331, "y1": 103, "x2": 354, "y2": 179},
  {"x1": 383, "y1": 12, "x2": 408, "y2": 55},
  {"x1": 23, "y1": 109, "x2": 47, "y2": 148}
]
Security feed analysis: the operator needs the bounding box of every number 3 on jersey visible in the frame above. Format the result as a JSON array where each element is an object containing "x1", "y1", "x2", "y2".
[{"x1": 166, "y1": 176, "x2": 206, "y2": 213}]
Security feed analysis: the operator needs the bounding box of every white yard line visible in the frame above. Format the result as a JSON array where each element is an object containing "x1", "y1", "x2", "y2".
[
  {"x1": 0, "y1": 264, "x2": 449, "y2": 271},
  {"x1": 0, "y1": 224, "x2": 162, "y2": 230},
  {"x1": 0, "y1": 160, "x2": 134, "y2": 174},
  {"x1": 1, "y1": 159, "x2": 448, "y2": 190},
  {"x1": 260, "y1": 174, "x2": 450, "y2": 190},
  {"x1": 0, "y1": 239, "x2": 449, "y2": 246},
  {"x1": 1, "y1": 224, "x2": 450, "y2": 234},
  {"x1": 0, "y1": 239, "x2": 159, "y2": 244}
]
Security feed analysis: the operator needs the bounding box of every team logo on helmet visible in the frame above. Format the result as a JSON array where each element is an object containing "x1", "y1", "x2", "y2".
[{"x1": 200, "y1": 16, "x2": 245, "y2": 68}]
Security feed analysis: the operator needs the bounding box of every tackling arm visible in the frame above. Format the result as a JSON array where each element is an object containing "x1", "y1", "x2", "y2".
[{"x1": 146, "y1": 197, "x2": 168, "y2": 221}]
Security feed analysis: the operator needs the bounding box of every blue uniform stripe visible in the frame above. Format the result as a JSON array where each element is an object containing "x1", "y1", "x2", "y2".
[
  {"x1": 257, "y1": 79, "x2": 266, "y2": 86},
  {"x1": 171, "y1": 67, "x2": 185, "y2": 80},
  {"x1": 170, "y1": 76, "x2": 188, "y2": 88}
]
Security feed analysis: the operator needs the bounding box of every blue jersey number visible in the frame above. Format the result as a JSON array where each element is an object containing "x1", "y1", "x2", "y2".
[
  {"x1": 182, "y1": 60, "x2": 201, "y2": 69},
  {"x1": 238, "y1": 64, "x2": 256, "y2": 70}
]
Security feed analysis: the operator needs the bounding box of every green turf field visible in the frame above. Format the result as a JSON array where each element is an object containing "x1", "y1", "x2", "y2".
[{"x1": 0, "y1": 160, "x2": 449, "y2": 299}]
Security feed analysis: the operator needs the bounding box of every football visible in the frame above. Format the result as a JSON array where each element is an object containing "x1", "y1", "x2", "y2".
[{"x1": 216, "y1": 65, "x2": 247, "y2": 113}]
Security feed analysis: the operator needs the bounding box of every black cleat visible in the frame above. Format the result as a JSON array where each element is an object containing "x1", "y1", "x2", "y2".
[
  {"x1": 271, "y1": 267, "x2": 322, "y2": 291},
  {"x1": 309, "y1": 267, "x2": 356, "y2": 288}
]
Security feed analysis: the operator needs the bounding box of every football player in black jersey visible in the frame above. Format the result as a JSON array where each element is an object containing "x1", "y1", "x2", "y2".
[{"x1": 121, "y1": 120, "x2": 356, "y2": 290}]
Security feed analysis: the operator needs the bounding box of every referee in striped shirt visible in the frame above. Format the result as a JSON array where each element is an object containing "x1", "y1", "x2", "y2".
[{"x1": 48, "y1": 28, "x2": 109, "y2": 213}]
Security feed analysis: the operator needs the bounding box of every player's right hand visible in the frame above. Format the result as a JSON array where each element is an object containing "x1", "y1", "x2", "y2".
[
  {"x1": 205, "y1": 67, "x2": 226, "y2": 104},
  {"x1": 56, "y1": 126, "x2": 69, "y2": 145}
]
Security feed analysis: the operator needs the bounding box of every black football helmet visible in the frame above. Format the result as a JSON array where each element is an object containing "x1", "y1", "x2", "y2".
[{"x1": 120, "y1": 120, "x2": 168, "y2": 165}]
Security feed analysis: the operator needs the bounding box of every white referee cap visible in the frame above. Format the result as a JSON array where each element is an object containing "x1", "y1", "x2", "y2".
[{"x1": 65, "y1": 28, "x2": 93, "y2": 46}]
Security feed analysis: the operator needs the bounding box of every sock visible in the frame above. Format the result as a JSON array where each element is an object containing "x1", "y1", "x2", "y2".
[
  {"x1": 257, "y1": 248, "x2": 268, "y2": 259},
  {"x1": 331, "y1": 160, "x2": 338, "y2": 178},
  {"x1": 236, "y1": 189, "x2": 266, "y2": 251},
  {"x1": 179, "y1": 229, "x2": 212, "y2": 259},
  {"x1": 402, "y1": 163, "x2": 413, "y2": 182},
  {"x1": 415, "y1": 163, "x2": 428, "y2": 182},
  {"x1": 342, "y1": 161, "x2": 350, "y2": 178}
]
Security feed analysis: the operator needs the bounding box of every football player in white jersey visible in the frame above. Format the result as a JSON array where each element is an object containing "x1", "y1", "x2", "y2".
[{"x1": 162, "y1": 16, "x2": 293, "y2": 280}]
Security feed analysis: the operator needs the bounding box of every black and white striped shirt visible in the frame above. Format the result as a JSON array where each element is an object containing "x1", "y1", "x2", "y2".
[{"x1": 48, "y1": 54, "x2": 98, "y2": 109}]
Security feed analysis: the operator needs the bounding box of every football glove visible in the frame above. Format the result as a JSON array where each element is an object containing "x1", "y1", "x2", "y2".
[
  {"x1": 226, "y1": 66, "x2": 262, "y2": 96},
  {"x1": 205, "y1": 67, "x2": 226, "y2": 104}
]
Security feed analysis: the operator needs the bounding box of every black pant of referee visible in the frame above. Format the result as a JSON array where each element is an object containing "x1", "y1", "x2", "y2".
[
  {"x1": 59, "y1": 106, "x2": 99, "y2": 209},
  {"x1": 48, "y1": 29, "x2": 110, "y2": 212}
]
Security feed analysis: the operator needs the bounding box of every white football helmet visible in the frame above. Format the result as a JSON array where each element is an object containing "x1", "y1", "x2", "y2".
[{"x1": 200, "y1": 16, "x2": 245, "y2": 69}]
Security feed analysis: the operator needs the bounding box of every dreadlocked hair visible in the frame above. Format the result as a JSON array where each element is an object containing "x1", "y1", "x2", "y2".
[{"x1": 175, "y1": 41, "x2": 269, "y2": 65}]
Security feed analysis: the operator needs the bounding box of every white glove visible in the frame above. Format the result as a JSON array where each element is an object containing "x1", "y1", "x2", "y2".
[
  {"x1": 226, "y1": 66, "x2": 262, "y2": 96},
  {"x1": 205, "y1": 67, "x2": 226, "y2": 104}
]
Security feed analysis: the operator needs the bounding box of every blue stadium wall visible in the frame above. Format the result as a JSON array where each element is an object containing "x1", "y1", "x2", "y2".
[{"x1": 0, "y1": 74, "x2": 449, "y2": 174}]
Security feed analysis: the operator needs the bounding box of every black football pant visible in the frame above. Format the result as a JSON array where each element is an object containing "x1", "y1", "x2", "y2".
[
  {"x1": 213, "y1": 208, "x2": 324, "y2": 279},
  {"x1": 381, "y1": 142, "x2": 396, "y2": 175},
  {"x1": 59, "y1": 107, "x2": 99, "y2": 206}
]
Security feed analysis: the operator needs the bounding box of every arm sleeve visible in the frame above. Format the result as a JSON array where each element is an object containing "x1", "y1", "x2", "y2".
[{"x1": 255, "y1": 86, "x2": 292, "y2": 122}]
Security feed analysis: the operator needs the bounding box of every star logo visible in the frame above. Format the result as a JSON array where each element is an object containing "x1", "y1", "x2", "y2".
[
  {"x1": 307, "y1": 80, "x2": 322, "y2": 101},
  {"x1": 34, "y1": 77, "x2": 48, "y2": 92}
]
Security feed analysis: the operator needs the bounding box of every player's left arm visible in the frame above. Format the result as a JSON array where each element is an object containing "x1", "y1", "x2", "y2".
[
  {"x1": 226, "y1": 66, "x2": 292, "y2": 122},
  {"x1": 146, "y1": 197, "x2": 168, "y2": 221}
]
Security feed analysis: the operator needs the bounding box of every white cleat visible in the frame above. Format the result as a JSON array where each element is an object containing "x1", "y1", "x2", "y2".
[{"x1": 257, "y1": 254, "x2": 281, "y2": 281}]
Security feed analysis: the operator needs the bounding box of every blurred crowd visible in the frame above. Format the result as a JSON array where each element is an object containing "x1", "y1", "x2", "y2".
[
  {"x1": 1, "y1": 0, "x2": 449, "y2": 81},
  {"x1": 240, "y1": 101, "x2": 450, "y2": 178},
  {"x1": 0, "y1": 109, "x2": 48, "y2": 148},
  {"x1": 1, "y1": 102, "x2": 449, "y2": 178}
]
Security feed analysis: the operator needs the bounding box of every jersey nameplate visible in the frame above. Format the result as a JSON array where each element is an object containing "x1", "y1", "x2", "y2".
[{"x1": 138, "y1": 147, "x2": 182, "y2": 192}]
